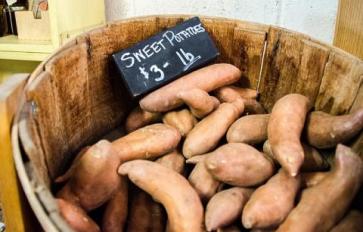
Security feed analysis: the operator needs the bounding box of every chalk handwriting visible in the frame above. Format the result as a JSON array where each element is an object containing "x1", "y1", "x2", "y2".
[
  {"x1": 139, "y1": 64, "x2": 165, "y2": 82},
  {"x1": 120, "y1": 23, "x2": 205, "y2": 69},
  {"x1": 176, "y1": 48, "x2": 202, "y2": 71}
]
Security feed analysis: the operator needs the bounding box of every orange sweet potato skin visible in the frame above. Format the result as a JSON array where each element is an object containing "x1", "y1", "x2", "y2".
[
  {"x1": 57, "y1": 199, "x2": 100, "y2": 232},
  {"x1": 127, "y1": 151, "x2": 184, "y2": 232},
  {"x1": 276, "y1": 145, "x2": 363, "y2": 232},
  {"x1": 242, "y1": 169, "x2": 301, "y2": 229},
  {"x1": 178, "y1": 89, "x2": 220, "y2": 118},
  {"x1": 102, "y1": 177, "x2": 128, "y2": 232},
  {"x1": 162, "y1": 109, "x2": 197, "y2": 137},
  {"x1": 205, "y1": 187, "x2": 253, "y2": 231},
  {"x1": 214, "y1": 85, "x2": 258, "y2": 101},
  {"x1": 155, "y1": 150, "x2": 185, "y2": 174},
  {"x1": 227, "y1": 114, "x2": 269, "y2": 144},
  {"x1": 125, "y1": 106, "x2": 161, "y2": 133},
  {"x1": 57, "y1": 140, "x2": 121, "y2": 211},
  {"x1": 243, "y1": 99, "x2": 266, "y2": 114},
  {"x1": 183, "y1": 99, "x2": 244, "y2": 158},
  {"x1": 214, "y1": 86, "x2": 265, "y2": 114},
  {"x1": 305, "y1": 108, "x2": 363, "y2": 149},
  {"x1": 301, "y1": 172, "x2": 329, "y2": 188},
  {"x1": 118, "y1": 160, "x2": 204, "y2": 232},
  {"x1": 188, "y1": 155, "x2": 220, "y2": 202},
  {"x1": 268, "y1": 94, "x2": 312, "y2": 176},
  {"x1": 140, "y1": 63, "x2": 241, "y2": 112},
  {"x1": 112, "y1": 123, "x2": 181, "y2": 162},
  {"x1": 263, "y1": 140, "x2": 329, "y2": 172},
  {"x1": 205, "y1": 143, "x2": 275, "y2": 187}
]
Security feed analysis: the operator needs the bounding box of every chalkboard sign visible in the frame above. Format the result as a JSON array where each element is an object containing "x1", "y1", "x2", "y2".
[{"x1": 112, "y1": 17, "x2": 219, "y2": 98}]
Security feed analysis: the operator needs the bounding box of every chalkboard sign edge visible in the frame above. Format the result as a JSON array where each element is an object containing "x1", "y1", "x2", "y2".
[{"x1": 111, "y1": 16, "x2": 220, "y2": 99}]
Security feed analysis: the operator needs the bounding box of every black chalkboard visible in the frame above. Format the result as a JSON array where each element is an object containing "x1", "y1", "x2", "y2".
[{"x1": 112, "y1": 17, "x2": 219, "y2": 98}]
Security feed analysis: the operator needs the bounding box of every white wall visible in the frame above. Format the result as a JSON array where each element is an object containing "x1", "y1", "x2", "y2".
[{"x1": 105, "y1": 0, "x2": 338, "y2": 43}]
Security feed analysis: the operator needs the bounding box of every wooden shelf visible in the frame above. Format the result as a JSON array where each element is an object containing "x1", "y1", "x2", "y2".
[{"x1": 0, "y1": 35, "x2": 53, "y2": 61}]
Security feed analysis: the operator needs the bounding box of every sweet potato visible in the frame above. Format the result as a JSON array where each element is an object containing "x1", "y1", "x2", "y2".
[
  {"x1": 243, "y1": 99, "x2": 266, "y2": 114},
  {"x1": 242, "y1": 169, "x2": 301, "y2": 229},
  {"x1": 56, "y1": 181, "x2": 81, "y2": 207},
  {"x1": 205, "y1": 187, "x2": 253, "y2": 231},
  {"x1": 214, "y1": 85, "x2": 258, "y2": 101},
  {"x1": 276, "y1": 144, "x2": 363, "y2": 232},
  {"x1": 118, "y1": 160, "x2": 204, "y2": 232},
  {"x1": 127, "y1": 151, "x2": 184, "y2": 232},
  {"x1": 112, "y1": 123, "x2": 181, "y2": 162},
  {"x1": 268, "y1": 94, "x2": 311, "y2": 176},
  {"x1": 155, "y1": 150, "x2": 185, "y2": 174},
  {"x1": 205, "y1": 143, "x2": 275, "y2": 187},
  {"x1": 214, "y1": 86, "x2": 265, "y2": 114},
  {"x1": 125, "y1": 106, "x2": 162, "y2": 133},
  {"x1": 102, "y1": 177, "x2": 128, "y2": 232},
  {"x1": 57, "y1": 140, "x2": 121, "y2": 211},
  {"x1": 57, "y1": 199, "x2": 100, "y2": 232},
  {"x1": 305, "y1": 108, "x2": 363, "y2": 149},
  {"x1": 178, "y1": 88, "x2": 220, "y2": 118},
  {"x1": 55, "y1": 146, "x2": 90, "y2": 184},
  {"x1": 162, "y1": 109, "x2": 198, "y2": 137},
  {"x1": 227, "y1": 114, "x2": 269, "y2": 144},
  {"x1": 263, "y1": 140, "x2": 329, "y2": 172},
  {"x1": 188, "y1": 154, "x2": 220, "y2": 201},
  {"x1": 186, "y1": 155, "x2": 206, "y2": 164},
  {"x1": 140, "y1": 63, "x2": 241, "y2": 112},
  {"x1": 126, "y1": 190, "x2": 165, "y2": 232},
  {"x1": 301, "y1": 172, "x2": 329, "y2": 188},
  {"x1": 183, "y1": 99, "x2": 245, "y2": 158},
  {"x1": 330, "y1": 210, "x2": 363, "y2": 232}
]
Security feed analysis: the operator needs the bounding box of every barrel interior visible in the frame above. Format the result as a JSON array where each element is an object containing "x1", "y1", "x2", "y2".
[{"x1": 15, "y1": 15, "x2": 363, "y2": 230}]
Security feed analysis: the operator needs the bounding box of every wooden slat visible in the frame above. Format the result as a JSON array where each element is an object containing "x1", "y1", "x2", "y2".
[
  {"x1": 259, "y1": 27, "x2": 303, "y2": 111},
  {"x1": 334, "y1": 0, "x2": 363, "y2": 59},
  {"x1": 23, "y1": 72, "x2": 54, "y2": 187},
  {"x1": 231, "y1": 28, "x2": 266, "y2": 88},
  {"x1": 202, "y1": 19, "x2": 237, "y2": 64},
  {"x1": 349, "y1": 83, "x2": 363, "y2": 157},
  {"x1": 155, "y1": 16, "x2": 185, "y2": 31},
  {"x1": 0, "y1": 74, "x2": 33, "y2": 231},
  {"x1": 315, "y1": 52, "x2": 363, "y2": 114},
  {"x1": 293, "y1": 39, "x2": 330, "y2": 104},
  {"x1": 13, "y1": 107, "x2": 62, "y2": 232}
]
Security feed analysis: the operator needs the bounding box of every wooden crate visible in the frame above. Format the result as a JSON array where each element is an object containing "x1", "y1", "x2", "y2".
[{"x1": 10, "y1": 16, "x2": 363, "y2": 231}]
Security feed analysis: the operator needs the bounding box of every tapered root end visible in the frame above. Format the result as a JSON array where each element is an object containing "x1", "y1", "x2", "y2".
[
  {"x1": 186, "y1": 155, "x2": 206, "y2": 164},
  {"x1": 242, "y1": 215, "x2": 255, "y2": 229},
  {"x1": 283, "y1": 158, "x2": 303, "y2": 177},
  {"x1": 117, "y1": 163, "x2": 131, "y2": 175},
  {"x1": 205, "y1": 222, "x2": 214, "y2": 232},
  {"x1": 275, "y1": 145, "x2": 304, "y2": 177},
  {"x1": 182, "y1": 146, "x2": 193, "y2": 159}
]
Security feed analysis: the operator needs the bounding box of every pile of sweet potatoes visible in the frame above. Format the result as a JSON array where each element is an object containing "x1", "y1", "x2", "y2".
[{"x1": 54, "y1": 63, "x2": 363, "y2": 232}]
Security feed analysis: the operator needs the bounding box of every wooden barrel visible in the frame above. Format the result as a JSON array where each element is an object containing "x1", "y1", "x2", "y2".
[{"x1": 11, "y1": 15, "x2": 363, "y2": 231}]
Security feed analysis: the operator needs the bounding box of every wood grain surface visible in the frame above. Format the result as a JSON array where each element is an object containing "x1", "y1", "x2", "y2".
[{"x1": 334, "y1": 0, "x2": 363, "y2": 59}]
